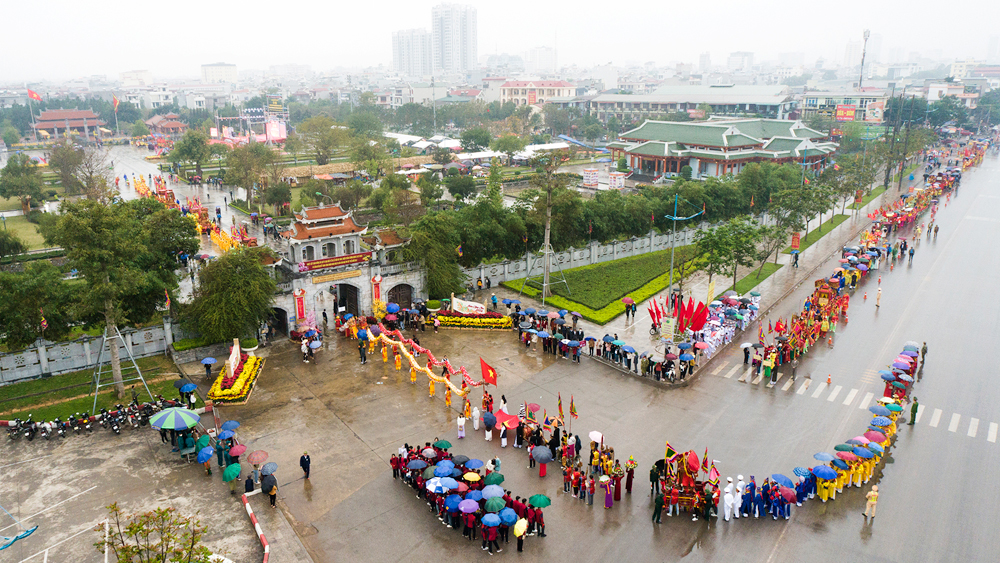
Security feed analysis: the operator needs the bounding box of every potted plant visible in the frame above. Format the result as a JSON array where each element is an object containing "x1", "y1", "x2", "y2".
[{"x1": 240, "y1": 337, "x2": 259, "y2": 355}]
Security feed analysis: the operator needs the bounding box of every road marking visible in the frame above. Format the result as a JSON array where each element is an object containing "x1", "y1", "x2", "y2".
[
  {"x1": 929, "y1": 409, "x2": 942, "y2": 428},
  {"x1": 858, "y1": 392, "x2": 874, "y2": 410},
  {"x1": 826, "y1": 385, "x2": 843, "y2": 402},
  {"x1": 781, "y1": 378, "x2": 794, "y2": 391},
  {"x1": 988, "y1": 423, "x2": 998, "y2": 443},
  {"x1": 948, "y1": 413, "x2": 961, "y2": 433},
  {"x1": 842, "y1": 388, "x2": 858, "y2": 406},
  {"x1": 797, "y1": 381, "x2": 809, "y2": 395},
  {"x1": 724, "y1": 365, "x2": 741, "y2": 379},
  {"x1": 773, "y1": 372, "x2": 784, "y2": 384},
  {"x1": 915, "y1": 404, "x2": 925, "y2": 423},
  {"x1": 711, "y1": 362, "x2": 728, "y2": 375},
  {"x1": 751, "y1": 373, "x2": 764, "y2": 385},
  {"x1": 812, "y1": 384, "x2": 826, "y2": 398},
  {"x1": 0, "y1": 454, "x2": 53, "y2": 469},
  {"x1": 968, "y1": 418, "x2": 979, "y2": 438},
  {"x1": 738, "y1": 369, "x2": 753, "y2": 383},
  {"x1": 0, "y1": 486, "x2": 98, "y2": 534}
]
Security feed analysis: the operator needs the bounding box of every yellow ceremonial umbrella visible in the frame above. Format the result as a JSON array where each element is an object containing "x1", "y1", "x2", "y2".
[
  {"x1": 464, "y1": 472, "x2": 481, "y2": 482},
  {"x1": 513, "y1": 518, "x2": 528, "y2": 537}
]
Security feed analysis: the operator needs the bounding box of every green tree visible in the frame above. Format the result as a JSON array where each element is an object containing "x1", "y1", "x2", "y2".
[
  {"x1": 460, "y1": 127, "x2": 492, "y2": 151},
  {"x1": 186, "y1": 247, "x2": 276, "y2": 342},
  {"x1": 695, "y1": 216, "x2": 762, "y2": 287},
  {"x1": 224, "y1": 143, "x2": 276, "y2": 204},
  {"x1": 350, "y1": 138, "x2": 391, "y2": 179},
  {"x1": 2, "y1": 126, "x2": 19, "y2": 146},
  {"x1": 432, "y1": 147, "x2": 454, "y2": 165},
  {"x1": 0, "y1": 262, "x2": 78, "y2": 349},
  {"x1": 169, "y1": 130, "x2": 212, "y2": 177},
  {"x1": 263, "y1": 183, "x2": 291, "y2": 215},
  {"x1": 48, "y1": 139, "x2": 85, "y2": 195},
  {"x1": 43, "y1": 199, "x2": 198, "y2": 397},
  {"x1": 417, "y1": 174, "x2": 443, "y2": 207},
  {"x1": 297, "y1": 116, "x2": 349, "y2": 165},
  {"x1": 403, "y1": 212, "x2": 464, "y2": 298},
  {"x1": 0, "y1": 153, "x2": 44, "y2": 214},
  {"x1": 130, "y1": 119, "x2": 149, "y2": 137},
  {"x1": 679, "y1": 165, "x2": 692, "y2": 180},
  {"x1": 332, "y1": 180, "x2": 373, "y2": 211},
  {"x1": 528, "y1": 149, "x2": 577, "y2": 296},
  {"x1": 445, "y1": 175, "x2": 476, "y2": 202},
  {"x1": 95, "y1": 502, "x2": 213, "y2": 563},
  {"x1": 0, "y1": 229, "x2": 26, "y2": 262},
  {"x1": 348, "y1": 111, "x2": 384, "y2": 139},
  {"x1": 490, "y1": 134, "x2": 527, "y2": 165},
  {"x1": 928, "y1": 95, "x2": 969, "y2": 127},
  {"x1": 283, "y1": 132, "x2": 306, "y2": 164}
]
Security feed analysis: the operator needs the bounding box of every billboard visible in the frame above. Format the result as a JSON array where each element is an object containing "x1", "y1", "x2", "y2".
[
  {"x1": 582, "y1": 168, "x2": 599, "y2": 187},
  {"x1": 608, "y1": 171, "x2": 626, "y2": 190},
  {"x1": 301, "y1": 252, "x2": 371, "y2": 271},
  {"x1": 865, "y1": 101, "x2": 884, "y2": 123},
  {"x1": 528, "y1": 90, "x2": 537, "y2": 104},
  {"x1": 835, "y1": 104, "x2": 857, "y2": 122},
  {"x1": 686, "y1": 109, "x2": 706, "y2": 119}
]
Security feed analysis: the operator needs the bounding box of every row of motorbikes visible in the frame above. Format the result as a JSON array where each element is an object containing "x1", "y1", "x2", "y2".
[{"x1": 6, "y1": 395, "x2": 180, "y2": 441}]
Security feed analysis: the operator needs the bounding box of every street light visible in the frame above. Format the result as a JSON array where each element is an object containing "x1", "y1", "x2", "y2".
[{"x1": 315, "y1": 191, "x2": 334, "y2": 205}]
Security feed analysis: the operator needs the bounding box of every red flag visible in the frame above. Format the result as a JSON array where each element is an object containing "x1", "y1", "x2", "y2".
[
  {"x1": 480, "y1": 358, "x2": 498, "y2": 386},
  {"x1": 113, "y1": 94, "x2": 120, "y2": 112},
  {"x1": 702, "y1": 448, "x2": 709, "y2": 472},
  {"x1": 27, "y1": 89, "x2": 42, "y2": 102},
  {"x1": 647, "y1": 303, "x2": 656, "y2": 323}
]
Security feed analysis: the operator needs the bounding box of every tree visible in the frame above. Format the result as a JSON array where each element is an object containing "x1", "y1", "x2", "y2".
[
  {"x1": 48, "y1": 139, "x2": 85, "y2": 195},
  {"x1": 432, "y1": 147, "x2": 454, "y2": 165},
  {"x1": 490, "y1": 134, "x2": 527, "y2": 165},
  {"x1": 446, "y1": 175, "x2": 476, "y2": 202},
  {"x1": 43, "y1": 199, "x2": 198, "y2": 398},
  {"x1": 0, "y1": 262, "x2": 78, "y2": 349},
  {"x1": 297, "y1": 116, "x2": 349, "y2": 165},
  {"x1": 529, "y1": 149, "x2": 576, "y2": 296},
  {"x1": 95, "y1": 502, "x2": 213, "y2": 563},
  {"x1": 417, "y1": 174, "x2": 443, "y2": 207},
  {"x1": 2, "y1": 126, "x2": 19, "y2": 146},
  {"x1": 283, "y1": 132, "x2": 306, "y2": 164},
  {"x1": 928, "y1": 95, "x2": 969, "y2": 127},
  {"x1": 224, "y1": 143, "x2": 276, "y2": 204},
  {"x1": 130, "y1": 119, "x2": 149, "y2": 137},
  {"x1": 0, "y1": 229, "x2": 26, "y2": 262},
  {"x1": 332, "y1": 180, "x2": 373, "y2": 211},
  {"x1": 460, "y1": 127, "x2": 492, "y2": 151},
  {"x1": 403, "y1": 212, "x2": 464, "y2": 298},
  {"x1": 263, "y1": 183, "x2": 291, "y2": 215},
  {"x1": 75, "y1": 146, "x2": 116, "y2": 203},
  {"x1": 695, "y1": 216, "x2": 762, "y2": 287},
  {"x1": 679, "y1": 165, "x2": 693, "y2": 180},
  {"x1": 350, "y1": 138, "x2": 391, "y2": 179},
  {"x1": 169, "y1": 130, "x2": 212, "y2": 177},
  {"x1": 186, "y1": 247, "x2": 276, "y2": 342},
  {"x1": 348, "y1": 111, "x2": 384, "y2": 139},
  {"x1": 0, "y1": 153, "x2": 44, "y2": 214}
]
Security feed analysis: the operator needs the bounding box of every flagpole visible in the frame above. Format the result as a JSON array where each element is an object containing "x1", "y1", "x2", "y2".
[{"x1": 27, "y1": 95, "x2": 37, "y2": 144}]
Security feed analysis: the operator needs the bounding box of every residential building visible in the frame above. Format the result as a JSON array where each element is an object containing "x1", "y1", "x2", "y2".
[
  {"x1": 120, "y1": 70, "x2": 152, "y2": 87},
  {"x1": 392, "y1": 29, "x2": 433, "y2": 77},
  {"x1": 606, "y1": 118, "x2": 835, "y2": 180},
  {"x1": 727, "y1": 52, "x2": 754, "y2": 73},
  {"x1": 201, "y1": 63, "x2": 238, "y2": 84},
  {"x1": 498, "y1": 80, "x2": 575, "y2": 105},
  {"x1": 799, "y1": 89, "x2": 889, "y2": 122},
  {"x1": 577, "y1": 84, "x2": 795, "y2": 122},
  {"x1": 950, "y1": 59, "x2": 985, "y2": 79},
  {"x1": 926, "y1": 82, "x2": 979, "y2": 109},
  {"x1": 431, "y1": 3, "x2": 477, "y2": 74}
]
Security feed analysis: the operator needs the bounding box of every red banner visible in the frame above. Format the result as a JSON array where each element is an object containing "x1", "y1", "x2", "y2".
[
  {"x1": 855, "y1": 189, "x2": 863, "y2": 204},
  {"x1": 791, "y1": 232, "x2": 801, "y2": 250},
  {"x1": 294, "y1": 289, "x2": 306, "y2": 319},
  {"x1": 528, "y1": 90, "x2": 536, "y2": 105},
  {"x1": 835, "y1": 105, "x2": 856, "y2": 122},
  {"x1": 301, "y1": 252, "x2": 371, "y2": 271}
]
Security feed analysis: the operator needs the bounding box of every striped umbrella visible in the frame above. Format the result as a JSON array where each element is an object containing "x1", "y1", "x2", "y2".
[
  {"x1": 247, "y1": 450, "x2": 269, "y2": 465},
  {"x1": 149, "y1": 407, "x2": 200, "y2": 430}
]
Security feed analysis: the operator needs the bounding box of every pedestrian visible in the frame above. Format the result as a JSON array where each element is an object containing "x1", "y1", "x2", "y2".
[
  {"x1": 472, "y1": 406, "x2": 481, "y2": 431},
  {"x1": 652, "y1": 490, "x2": 664, "y2": 523},
  {"x1": 457, "y1": 415, "x2": 466, "y2": 439},
  {"x1": 744, "y1": 346, "x2": 750, "y2": 364},
  {"x1": 921, "y1": 342, "x2": 928, "y2": 364},
  {"x1": 516, "y1": 523, "x2": 525, "y2": 552},
  {"x1": 215, "y1": 439, "x2": 225, "y2": 467},
  {"x1": 188, "y1": 392, "x2": 197, "y2": 410},
  {"x1": 433, "y1": 316, "x2": 440, "y2": 333},
  {"x1": 876, "y1": 287, "x2": 882, "y2": 308},
  {"x1": 358, "y1": 339, "x2": 367, "y2": 364},
  {"x1": 587, "y1": 476, "x2": 595, "y2": 505},
  {"x1": 909, "y1": 397, "x2": 919, "y2": 425},
  {"x1": 535, "y1": 507, "x2": 545, "y2": 537},
  {"x1": 301, "y1": 340, "x2": 309, "y2": 363},
  {"x1": 864, "y1": 485, "x2": 878, "y2": 519},
  {"x1": 491, "y1": 293, "x2": 497, "y2": 311},
  {"x1": 245, "y1": 474, "x2": 254, "y2": 493},
  {"x1": 723, "y1": 480, "x2": 734, "y2": 521},
  {"x1": 267, "y1": 480, "x2": 278, "y2": 508},
  {"x1": 300, "y1": 451, "x2": 311, "y2": 479},
  {"x1": 205, "y1": 362, "x2": 212, "y2": 379},
  {"x1": 908, "y1": 247, "x2": 915, "y2": 263},
  {"x1": 669, "y1": 485, "x2": 680, "y2": 517}
]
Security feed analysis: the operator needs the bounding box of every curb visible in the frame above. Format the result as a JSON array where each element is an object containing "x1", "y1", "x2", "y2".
[{"x1": 241, "y1": 493, "x2": 270, "y2": 563}]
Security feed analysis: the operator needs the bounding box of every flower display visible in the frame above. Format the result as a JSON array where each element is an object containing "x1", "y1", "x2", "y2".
[
  {"x1": 434, "y1": 310, "x2": 512, "y2": 330},
  {"x1": 208, "y1": 354, "x2": 265, "y2": 404}
]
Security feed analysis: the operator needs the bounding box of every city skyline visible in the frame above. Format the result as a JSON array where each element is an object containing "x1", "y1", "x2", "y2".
[{"x1": 2, "y1": 0, "x2": 997, "y2": 82}]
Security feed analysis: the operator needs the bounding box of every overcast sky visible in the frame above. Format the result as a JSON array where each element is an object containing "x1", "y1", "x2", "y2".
[{"x1": 2, "y1": 0, "x2": 996, "y2": 82}]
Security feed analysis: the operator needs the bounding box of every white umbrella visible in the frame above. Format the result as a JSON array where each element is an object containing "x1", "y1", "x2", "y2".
[{"x1": 589, "y1": 431, "x2": 603, "y2": 443}]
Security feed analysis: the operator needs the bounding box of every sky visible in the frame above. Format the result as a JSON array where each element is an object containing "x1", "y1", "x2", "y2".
[{"x1": 2, "y1": 0, "x2": 996, "y2": 82}]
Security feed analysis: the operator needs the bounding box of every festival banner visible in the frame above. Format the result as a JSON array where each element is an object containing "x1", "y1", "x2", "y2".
[
  {"x1": 864, "y1": 101, "x2": 884, "y2": 123},
  {"x1": 294, "y1": 289, "x2": 306, "y2": 320},
  {"x1": 835, "y1": 105, "x2": 857, "y2": 122},
  {"x1": 301, "y1": 252, "x2": 371, "y2": 271},
  {"x1": 791, "y1": 232, "x2": 801, "y2": 250},
  {"x1": 706, "y1": 280, "x2": 716, "y2": 306},
  {"x1": 451, "y1": 294, "x2": 487, "y2": 315}
]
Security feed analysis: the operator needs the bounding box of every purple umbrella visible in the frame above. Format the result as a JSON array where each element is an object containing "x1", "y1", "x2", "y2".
[
  {"x1": 459, "y1": 499, "x2": 479, "y2": 513},
  {"x1": 892, "y1": 362, "x2": 910, "y2": 369},
  {"x1": 857, "y1": 264, "x2": 869, "y2": 271},
  {"x1": 900, "y1": 350, "x2": 918, "y2": 357}
]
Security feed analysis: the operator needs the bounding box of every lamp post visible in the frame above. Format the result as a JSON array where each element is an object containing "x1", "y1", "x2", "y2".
[
  {"x1": 315, "y1": 192, "x2": 334, "y2": 206},
  {"x1": 665, "y1": 193, "x2": 705, "y2": 311}
]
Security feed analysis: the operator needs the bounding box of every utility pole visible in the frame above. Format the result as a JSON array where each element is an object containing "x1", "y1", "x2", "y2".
[
  {"x1": 665, "y1": 194, "x2": 704, "y2": 310},
  {"x1": 431, "y1": 77, "x2": 437, "y2": 135},
  {"x1": 858, "y1": 29, "x2": 871, "y2": 90},
  {"x1": 896, "y1": 95, "x2": 917, "y2": 191}
]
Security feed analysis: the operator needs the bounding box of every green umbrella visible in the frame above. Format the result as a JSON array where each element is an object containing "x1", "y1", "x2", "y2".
[
  {"x1": 885, "y1": 403, "x2": 903, "y2": 412},
  {"x1": 196, "y1": 435, "x2": 211, "y2": 449},
  {"x1": 149, "y1": 407, "x2": 200, "y2": 430},
  {"x1": 833, "y1": 444, "x2": 854, "y2": 452},
  {"x1": 223, "y1": 463, "x2": 242, "y2": 482},
  {"x1": 749, "y1": 291, "x2": 761, "y2": 297},
  {"x1": 433, "y1": 440, "x2": 453, "y2": 450},
  {"x1": 423, "y1": 467, "x2": 437, "y2": 479},
  {"x1": 528, "y1": 494, "x2": 551, "y2": 508},
  {"x1": 484, "y1": 472, "x2": 505, "y2": 486},
  {"x1": 485, "y1": 497, "x2": 506, "y2": 512}
]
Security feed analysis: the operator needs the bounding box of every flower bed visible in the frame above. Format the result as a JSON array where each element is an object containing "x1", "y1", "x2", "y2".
[
  {"x1": 208, "y1": 353, "x2": 265, "y2": 404},
  {"x1": 435, "y1": 310, "x2": 512, "y2": 330}
]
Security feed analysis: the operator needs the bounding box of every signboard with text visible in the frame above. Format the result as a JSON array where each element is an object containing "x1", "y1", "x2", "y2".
[
  {"x1": 864, "y1": 101, "x2": 884, "y2": 123},
  {"x1": 301, "y1": 252, "x2": 371, "y2": 271},
  {"x1": 791, "y1": 232, "x2": 801, "y2": 250},
  {"x1": 835, "y1": 105, "x2": 857, "y2": 122},
  {"x1": 528, "y1": 90, "x2": 537, "y2": 104}
]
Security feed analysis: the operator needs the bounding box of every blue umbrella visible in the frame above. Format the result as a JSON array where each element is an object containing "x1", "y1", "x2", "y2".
[
  {"x1": 482, "y1": 485, "x2": 504, "y2": 498},
  {"x1": 677, "y1": 343, "x2": 692, "y2": 350},
  {"x1": 790, "y1": 250, "x2": 800, "y2": 255},
  {"x1": 602, "y1": 335, "x2": 615, "y2": 343},
  {"x1": 877, "y1": 369, "x2": 893, "y2": 376},
  {"x1": 813, "y1": 452, "x2": 835, "y2": 462},
  {"x1": 409, "y1": 309, "x2": 420, "y2": 314},
  {"x1": 612, "y1": 340, "x2": 625, "y2": 346},
  {"x1": 679, "y1": 354, "x2": 695, "y2": 361},
  {"x1": 466, "y1": 459, "x2": 484, "y2": 469},
  {"x1": 221, "y1": 420, "x2": 240, "y2": 431},
  {"x1": 434, "y1": 466, "x2": 452, "y2": 477},
  {"x1": 407, "y1": 460, "x2": 428, "y2": 470},
  {"x1": 568, "y1": 341, "x2": 580, "y2": 347},
  {"x1": 868, "y1": 425, "x2": 885, "y2": 433},
  {"x1": 451, "y1": 468, "x2": 463, "y2": 478},
  {"x1": 304, "y1": 330, "x2": 316, "y2": 337},
  {"x1": 558, "y1": 309, "x2": 568, "y2": 317},
  {"x1": 771, "y1": 474, "x2": 794, "y2": 488},
  {"x1": 197, "y1": 446, "x2": 215, "y2": 463},
  {"x1": 343, "y1": 313, "x2": 353, "y2": 320},
  {"x1": 622, "y1": 345, "x2": 636, "y2": 354},
  {"x1": 537, "y1": 310, "x2": 550, "y2": 316},
  {"x1": 260, "y1": 462, "x2": 278, "y2": 475},
  {"x1": 811, "y1": 466, "x2": 837, "y2": 480},
  {"x1": 749, "y1": 305, "x2": 759, "y2": 310},
  {"x1": 524, "y1": 308, "x2": 536, "y2": 315},
  {"x1": 180, "y1": 383, "x2": 197, "y2": 393},
  {"x1": 585, "y1": 336, "x2": 597, "y2": 341},
  {"x1": 898, "y1": 374, "x2": 914, "y2": 383},
  {"x1": 217, "y1": 430, "x2": 235, "y2": 440},
  {"x1": 426, "y1": 478, "x2": 449, "y2": 494},
  {"x1": 871, "y1": 416, "x2": 892, "y2": 427},
  {"x1": 537, "y1": 331, "x2": 551, "y2": 338},
  {"x1": 869, "y1": 405, "x2": 891, "y2": 416},
  {"x1": 846, "y1": 439, "x2": 865, "y2": 446},
  {"x1": 483, "y1": 412, "x2": 497, "y2": 430},
  {"x1": 357, "y1": 329, "x2": 368, "y2": 340},
  {"x1": 440, "y1": 477, "x2": 460, "y2": 489},
  {"x1": 853, "y1": 447, "x2": 874, "y2": 459},
  {"x1": 710, "y1": 300, "x2": 722, "y2": 307},
  {"x1": 482, "y1": 514, "x2": 501, "y2": 527},
  {"x1": 465, "y1": 490, "x2": 483, "y2": 501},
  {"x1": 831, "y1": 459, "x2": 849, "y2": 470},
  {"x1": 444, "y1": 494, "x2": 463, "y2": 510},
  {"x1": 437, "y1": 460, "x2": 455, "y2": 470},
  {"x1": 508, "y1": 300, "x2": 520, "y2": 305},
  {"x1": 309, "y1": 340, "x2": 322, "y2": 349},
  {"x1": 526, "y1": 329, "x2": 537, "y2": 334},
  {"x1": 499, "y1": 507, "x2": 517, "y2": 525},
  {"x1": 793, "y1": 467, "x2": 811, "y2": 478},
  {"x1": 502, "y1": 299, "x2": 512, "y2": 305},
  {"x1": 201, "y1": 357, "x2": 217, "y2": 365},
  {"x1": 867, "y1": 443, "x2": 885, "y2": 454},
  {"x1": 386, "y1": 303, "x2": 400, "y2": 313}
]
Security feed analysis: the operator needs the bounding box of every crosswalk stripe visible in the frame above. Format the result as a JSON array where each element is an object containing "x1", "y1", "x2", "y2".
[
  {"x1": 948, "y1": 413, "x2": 961, "y2": 433},
  {"x1": 968, "y1": 418, "x2": 979, "y2": 438},
  {"x1": 724, "y1": 365, "x2": 741, "y2": 379},
  {"x1": 751, "y1": 373, "x2": 764, "y2": 385},
  {"x1": 812, "y1": 384, "x2": 826, "y2": 398},
  {"x1": 858, "y1": 392, "x2": 874, "y2": 410},
  {"x1": 738, "y1": 369, "x2": 753, "y2": 383},
  {"x1": 826, "y1": 385, "x2": 843, "y2": 402},
  {"x1": 929, "y1": 409, "x2": 942, "y2": 428},
  {"x1": 988, "y1": 423, "x2": 998, "y2": 443},
  {"x1": 797, "y1": 381, "x2": 809, "y2": 395},
  {"x1": 915, "y1": 404, "x2": 925, "y2": 423},
  {"x1": 711, "y1": 362, "x2": 728, "y2": 375},
  {"x1": 773, "y1": 372, "x2": 784, "y2": 384},
  {"x1": 842, "y1": 388, "x2": 858, "y2": 406},
  {"x1": 781, "y1": 378, "x2": 794, "y2": 391}
]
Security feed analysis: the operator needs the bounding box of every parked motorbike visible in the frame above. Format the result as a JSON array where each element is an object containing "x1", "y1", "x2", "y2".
[
  {"x1": 99, "y1": 408, "x2": 110, "y2": 429},
  {"x1": 39, "y1": 421, "x2": 51, "y2": 440},
  {"x1": 7, "y1": 418, "x2": 22, "y2": 440},
  {"x1": 68, "y1": 413, "x2": 80, "y2": 434},
  {"x1": 23, "y1": 415, "x2": 36, "y2": 441},
  {"x1": 53, "y1": 417, "x2": 66, "y2": 438},
  {"x1": 79, "y1": 412, "x2": 93, "y2": 433}
]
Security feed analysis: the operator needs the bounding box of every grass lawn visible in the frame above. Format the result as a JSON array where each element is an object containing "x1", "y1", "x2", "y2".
[
  {"x1": 2, "y1": 215, "x2": 47, "y2": 250},
  {"x1": 782, "y1": 214, "x2": 849, "y2": 254},
  {"x1": 848, "y1": 187, "x2": 886, "y2": 210},
  {"x1": 722, "y1": 262, "x2": 783, "y2": 298},
  {"x1": 0, "y1": 197, "x2": 22, "y2": 211}
]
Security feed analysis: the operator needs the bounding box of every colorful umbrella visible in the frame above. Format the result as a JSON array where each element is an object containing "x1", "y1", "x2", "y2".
[
  {"x1": 459, "y1": 499, "x2": 479, "y2": 513},
  {"x1": 622, "y1": 297, "x2": 634, "y2": 305},
  {"x1": 836, "y1": 452, "x2": 858, "y2": 462},
  {"x1": 513, "y1": 518, "x2": 528, "y2": 537},
  {"x1": 434, "y1": 440, "x2": 453, "y2": 449},
  {"x1": 779, "y1": 486, "x2": 797, "y2": 503},
  {"x1": 867, "y1": 443, "x2": 885, "y2": 454},
  {"x1": 223, "y1": 463, "x2": 241, "y2": 482},
  {"x1": 484, "y1": 472, "x2": 505, "y2": 485},
  {"x1": 149, "y1": 407, "x2": 200, "y2": 430},
  {"x1": 197, "y1": 447, "x2": 215, "y2": 464},
  {"x1": 228, "y1": 444, "x2": 247, "y2": 456},
  {"x1": 871, "y1": 416, "x2": 892, "y2": 427},
  {"x1": 892, "y1": 362, "x2": 911, "y2": 369},
  {"x1": 482, "y1": 485, "x2": 505, "y2": 499},
  {"x1": 464, "y1": 472, "x2": 481, "y2": 482},
  {"x1": 485, "y1": 497, "x2": 506, "y2": 512},
  {"x1": 793, "y1": 467, "x2": 811, "y2": 477},
  {"x1": 833, "y1": 444, "x2": 854, "y2": 452},
  {"x1": 863, "y1": 430, "x2": 886, "y2": 442},
  {"x1": 386, "y1": 303, "x2": 400, "y2": 313},
  {"x1": 196, "y1": 435, "x2": 211, "y2": 449},
  {"x1": 528, "y1": 494, "x2": 551, "y2": 508}
]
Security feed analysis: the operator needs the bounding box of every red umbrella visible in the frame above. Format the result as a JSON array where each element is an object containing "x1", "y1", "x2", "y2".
[
  {"x1": 693, "y1": 342, "x2": 708, "y2": 349},
  {"x1": 622, "y1": 297, "x2": 635, "y2": 305},
  {"x1": 385, "y1": 314, "x2": 398, "y2": 321},
  {"x1": 527, "y1": 403, "x2": 541, "y2": 413},
  {"x1": 664, "y1": 353, "x2": 679, "y2": 360},
  {"x1": 836, "y1": 451, "x2": 858, "y2": 462},
  {"x1": 229, "y1": 444, "x2": 247, "y2": 456},
  {"x1": 863, "y1": 430, "x2": 886, "y2": 443},
  {"x1": 779, "y1": 486, "x2": 797, "y2": 503},
  {"x1": 247, "y1": 450, "x2": 268, "y2": 464}
]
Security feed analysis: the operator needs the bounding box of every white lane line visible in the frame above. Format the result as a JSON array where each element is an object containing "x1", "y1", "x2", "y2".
[
  {"x1": 773, "y1": 372, "x2": 784, "y2": 384},
  {"x1": 751, "y1": 373, "x2": 764, "y2": 385},
  {"x1": 812, "y1": 384, "x2": 826, "y2": 398},
  {"x1": 797, "y1": 381, "x2": 809, "y2": 395},
  {"x1": 968, "y1": 418, "x2": 979, "y2": 438},
  {"x1": 711, "y1": 362, "x2": 728, "y2": 375},
  {"x1": 781, "y1": 378, "x2": 794, "y2": 391},
  {"x1": 0, "y1": 486, "x2": 98, "y2": 533},
  {"x1": 724, "y1": 365, "x2": 741, "y2": 379},
  {"x1": 929, "y1": 408, "x2": 942, "y2": 428},
  {"x1": 738, "y1": 369, "x2": 753, "y2": 383},
  {"x1": 915, "y1": 404, "x2": 925, "y2": 423},
  {"x1": 858, "y1": 392, "x2": 874, "y2": 410},
  {"x1": 842, "y1": 388, "x2": 858, "y2": 406},
  {"x1": 826, "y1": 385, "x2": 843, "y2": 402},
  {"x1": 17, "y1": 521, "x2": 105, "y2": 563},
  {"x1": 948, "y1": 413, "x2": 961, "y2": 433},
  {"x1": 988, "y1": 423, "x2": 998, "y2": 443},
  {"x1": 0, "y1": 454, "x2": 53, "y2": 469}
]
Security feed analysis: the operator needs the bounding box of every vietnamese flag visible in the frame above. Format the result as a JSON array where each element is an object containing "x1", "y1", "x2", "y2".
[
  {"x1": 480, "y1": 358, "x2": 498, "y2": 386},
  {"x1": 27, "y1": 89, "x2": 43, "y2": 102}
]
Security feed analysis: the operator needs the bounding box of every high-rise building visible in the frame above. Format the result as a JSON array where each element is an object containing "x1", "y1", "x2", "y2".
[
  {"x1": 843, "y1": 42, "x2": 862, "y2": 69},
  {"x1": 727, "y1": 52, "x2": 754, "y2": 73},
  {"x1": 524, "y1": 46, "x2": 557, "y2": 74},
  {"x1": 392, "y1": 29, "x2": 433, "y2": 77},
  {"x1": 201, "y1": 63, "x2": 238, "y2": 84},
  {"x1": 431, "y1": 3, "x2": 478, "y2": 74},
  {"x1": 699, "y1": 52, "x2": 712, "y2": 72},
  {"x1": 988, "y1": 35, "x2": 1000, "y2": 63}
]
